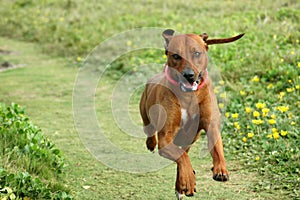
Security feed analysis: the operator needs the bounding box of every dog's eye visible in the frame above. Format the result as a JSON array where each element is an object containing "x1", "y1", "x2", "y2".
[
  {"x1": 194, "y1": 52, "x2": 202, "y2": 58},
  {"x1": 172, "y1": 54, "x2": 181, "y2": 60}
]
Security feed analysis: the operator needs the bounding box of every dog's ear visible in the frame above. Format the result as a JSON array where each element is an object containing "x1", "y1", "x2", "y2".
[
  {"x1": 200, "y1": 33, "x2": 209, "y2": 50},
  {"x1": 200, "y1": 33, "x2": 209, "y2": 42},
  {"x1": 162, "y1": 29, "x2": 175, "y2": 48},
  {"x1": 205, "y1": 33, "x2": 245, "y2": 45}
]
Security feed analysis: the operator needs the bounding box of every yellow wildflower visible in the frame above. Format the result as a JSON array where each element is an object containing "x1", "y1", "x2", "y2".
[
  {"x1": 273, "y1": 132, "x2": 280, "y2": 139},
  {"x1": 291, "y1": 121, "x2": 296, "y2": 126},
  {"x1": 272, "y1": 128, "x2": 277, "y2": 133},
  {"x1": 252, "y1": 119, "x2": 263, "y2": 125},
  {"x1": 76, "y1": 56, "x2": 82, "y2": 62},
  {"x1": 268, "y1": 119, "x2": 276, "y2": 125},
  {"x1": 126, "y1": 40, "x2": 133, "y2": 46},
  {"x1": 218, "y1": 103, "x2": 224, "y2": 109},
  {"x1": 262, "y1": 108, "x2": 270, "y2": 116},
  {"x1": 162, "y1": 54, "x2": 167, "y2": 59},
  {"x1": 286, "y1": 88, "x2": 295, "y2": 93},
  {"x1": 248, "y1": 132, "x2": 254, "y2": 138},
  {"x1": 242, "y1": 137, "x2": 247, "y2": 142},
  {"x1": 220, "y1": 92, "x2": 227, "y2": 99},
  {"x1": 296, "y1": 85, "x2": 300, "y2": 90},
  {"x1": 231, "y1": 113, "x2": 239, "y2": 118},
  {"x1": 255, "y1": 156, "x2": 260, "y2": 161},
  {"x1": 277, "y1": 106, "x2": 289, "y2": 113},
  {"x1": 245, "y1": 107, "x2": 252, "y2": 113},
  {"x1": 219, "y1": 80, "x2": 225, "y2": 85},
  {"x1": 278, "y1": 92, "x2": 285, "y2": 100},
  {"x1": 234, "y1": 122, "x2": 240, "y2": 130},
  {"x1": 298, "y1": 62, "x2": 300, "y2": 68},
  {"x1": 251, "y1": 76, "x2": 260, "y2": 82},
  {"x1": 225, "y1": 112, "x2": 230, "y2": 118},
  {"x1": 271, "y1": 114, "x2": 277, "y2": 119},
  {"x1": 240, "y1": 90, "x2": 246, "y2": 96},
  {"x1": 267, "y1": 83, "x2": 273, "y2": 89},
  {"x1": 253, "y1": 111, "x2": 260, "y2": 117},
  {"x1": 280, "y1": 130, "x2": 287, "y2": 136},
  {"x1": 291, "y1": 51, "x2": 295, "y2": 55},
  {"x1": 255, "y1": 102, "x2": 266, "y2": 109},
  {"x1": 267, "y1": 134, "x2": 273, "y2": 139}
]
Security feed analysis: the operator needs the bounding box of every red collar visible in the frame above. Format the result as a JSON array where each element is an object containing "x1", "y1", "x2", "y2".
[{"x1": 164, "y1": 64, "x2": 208, "y2": 91}]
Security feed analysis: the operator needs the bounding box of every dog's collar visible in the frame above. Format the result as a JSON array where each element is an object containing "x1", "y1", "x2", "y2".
[{"x1": 164, "y1": 64, "x2": 208, "y2": 92}]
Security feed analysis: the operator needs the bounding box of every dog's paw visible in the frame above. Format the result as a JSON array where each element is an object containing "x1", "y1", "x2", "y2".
[
  {"x1": 146, "y1": 136, "x2": 157, "y2": 152},
  {"x1": 211, "y1": 166, "x2": 229, "y2": 182},
  {"x1": 176, "y1": 166, "x2": 196, "y2": 197}
]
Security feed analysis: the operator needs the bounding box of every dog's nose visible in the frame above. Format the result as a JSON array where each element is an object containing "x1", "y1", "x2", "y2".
[{"x1": 182, "y1": 68, "x2": 195, "y2": 84}]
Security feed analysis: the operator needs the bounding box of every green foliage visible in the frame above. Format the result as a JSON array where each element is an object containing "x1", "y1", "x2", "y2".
[
  {"x1": 0, "y1": 103, "x2": 72, "y2": 199},
  {"x1": 0, "y1": 103, "x2": 64, "y2": 176},
  {"x1": 218, "y1": 61, "x2": 300, "y2": 198}
]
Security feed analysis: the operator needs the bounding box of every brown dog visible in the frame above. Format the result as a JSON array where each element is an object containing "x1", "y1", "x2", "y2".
[{"x1": 139, "y1": 29, "x2": 244, "y2": 199}]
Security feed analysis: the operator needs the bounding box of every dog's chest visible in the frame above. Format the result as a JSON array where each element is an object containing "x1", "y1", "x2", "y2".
[
  {"x1": 180, "y1": 109, "x2": 188, "y2": 126},
  {"x1": 180, "y1": 108, "x2": 198, "y2": 127}
]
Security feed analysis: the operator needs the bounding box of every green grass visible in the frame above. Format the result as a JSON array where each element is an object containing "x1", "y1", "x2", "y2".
[{"x1": 0, "y1": 0, "x2": 300, "y2": 199}]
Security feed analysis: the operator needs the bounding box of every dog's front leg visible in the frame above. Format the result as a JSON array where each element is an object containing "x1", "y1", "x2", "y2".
[
  {"x1": 158, "y1": 131, "x2": 196, "y2": 198},
  {"x1": 207, "y1": 123, "x2": 229, "y2": 181}
]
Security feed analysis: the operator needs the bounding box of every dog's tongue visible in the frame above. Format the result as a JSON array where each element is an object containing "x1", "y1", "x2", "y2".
[{"x1": 180, "y1": 81, "x2": 199, "y2": 92}]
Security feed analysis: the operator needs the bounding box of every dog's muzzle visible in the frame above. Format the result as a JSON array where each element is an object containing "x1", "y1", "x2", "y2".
[{"x1": 164, "y1": 65, "x2": 207, "y2": 92}]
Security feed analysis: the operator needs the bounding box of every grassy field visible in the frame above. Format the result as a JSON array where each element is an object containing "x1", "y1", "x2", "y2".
[{"x1": 0, "y1": 0, "x2": 299, "y2": 199}]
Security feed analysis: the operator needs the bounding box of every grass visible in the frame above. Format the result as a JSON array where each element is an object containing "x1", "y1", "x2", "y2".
[{"x1": 0, "y1": 0, "x2": 300, "y2": 199}]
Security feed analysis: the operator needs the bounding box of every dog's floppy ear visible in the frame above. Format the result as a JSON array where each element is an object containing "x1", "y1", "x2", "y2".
[
  {"x1": 205, "y1": 33, "x2": 245, "y2": 45},
  {"x1": 162, "y1": 29, "x2": 175, "y2": 50}
]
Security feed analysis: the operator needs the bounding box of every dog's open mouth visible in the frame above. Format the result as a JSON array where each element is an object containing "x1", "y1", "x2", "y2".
[
  {"x1": 178, "y1": 78, "x2": 200, "y2": 92},
  {"x1": 165, "y1": 65, "x2": 207, "y2": 92}
]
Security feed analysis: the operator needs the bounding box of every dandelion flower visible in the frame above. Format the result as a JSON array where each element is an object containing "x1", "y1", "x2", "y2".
[
  {"x1": 242, "y1": 137, "x2": 247, "y2": 142},
  {"x1": 280, "y1": 130, "x2": 287, "y2": 136},
  {"x1": 262, "y1": 108, "x2": 270, "y2": 116},
  {"x1": 234, "y1": 122, "x2": 240, "y2": 130},
  {"x1": 272, "y1": 128, "x2": 277, "y2": 133},
  {"x1": 231, "y1": 113, "x2": 239, "y2": 118},
  {"x1": 126, "y1": 40, "x2": 133, "y2": 46},
  {"x1": 240, "y1": 90, "x2": 246, "y2": 96},
  {"x1": 247, "y1": 132, "x2": 254, "y2": 138},
  {"x1": 268, "y1": 119, "x2": 276, "y2": 125},
  {"x1": 267, "y1": 83, "x2": 273, "y2": 89},
  {"x1": 220, "y1": 92, "x2": 227, "y2": 99},
  {"x1": 273, "y1": 132, "x2": 280, "y2": 139},
  {"x1": 267, "y1": 134, "x2": 273, "y2": 139},
  {"x1": 291, "y1": 121, "x2": 296, "y2": 126},
  {"x1": 255, "y1": 156, "x2": 260, "y2": 161},
  {"x1": 218, "y1": 103, "x2": 224, "y2": 109},
  {"x1": 225, "y1": 112, "x2": 230, "y2": 118},
  {"x1": 245, "y1": 107, "x2": 252, "y2": 113},
  {"x1": 296, "y1": 85, "x2": 300, "y2": 90},
  {"x1": 76, "y1": 56, "x2": 82, "y2": 62},
  {"x1": 251, "y1": 76, "x2": 260, "y2": 82},
  {"x1": 277, "y1": 106, "x2": 289, "y2": 113},
  {"x1": 298, "y1": 62, "x2": 300, "y2": 68},
  {"x1": 255, "y1": 102, "x2": 266, "y2": 109},
  {"x1": 253, "y1": 111, "x2": 260, "y2": 117},
  {"x1": 219, "y1": 80, "x2": 225, "y2": 85},
  {"x1": 271, "y1": 114, "x2": 276, "y2": 119},
  {"x1": 252, "y1": 119, "x2": 264, "y2": 125},
  {"x1": 286, "y1": 88, "x2": 295, "y2": 93}
]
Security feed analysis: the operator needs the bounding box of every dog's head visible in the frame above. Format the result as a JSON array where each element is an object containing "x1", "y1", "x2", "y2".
[{"x1": 162, "y1": 29, "x2": 244, "y2": 92}]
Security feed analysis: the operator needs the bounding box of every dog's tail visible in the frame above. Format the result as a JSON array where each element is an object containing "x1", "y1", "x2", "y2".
[{"x1": 206, "y1": 33, "x2": 245, "y2": 45}]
